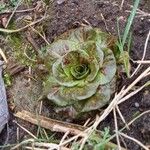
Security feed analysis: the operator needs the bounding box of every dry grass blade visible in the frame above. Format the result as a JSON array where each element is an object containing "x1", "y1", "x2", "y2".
[
  {"x1": 5, "y1": 0, "x2": 22, "y2": 28},
  {"x1": 13, "y1": 120, "x2": 37, "y2": 139},
  {"x1": 25, "y1": 142, "x2": 70, "y2": 150},
  {"x1": 101, "y1": 110, "x2": 150, "y2": 147},
  {"x1": 10, "y1": 139, "x2": 35, "y2": 150},
  {"x1": 134, "y1": 60, "x2": 150, "y2": 64},
  {"x1": 120, "y1": 0, "x2": 125, "y2": 10},
  {"x1": 131, "y1": 30, "x2": 150, "y2": 77},
  {"x1": 99, "y1": 66, "x2": 149, "y2": 127},
  {"x1": 59, "y1": 131, "x2": 70, "y2": 147},
  {"x1": 30, "y1": 27, "x2": 50, "y2": 45},
  {"x1": 78, "y1": 66, "x2": 150, "y2": 149},
  {"x1": 34, "y1": 142, "x2": 59, "y2": 149},
  {"x1": 124, "y1": 110, "x2": 150, "y2": 129},
  {"x1": 113, "y1": 108, "x2": 121, "y2": 150},
  {"x1": 116, "y1": 105, "x2": 129, "y2": 129},
  {"x1": 126, "y1": 4, "x2": 150, "y2": 17},
  {"x1": 91, "y1": 89, "x2": 124, "y2": 129},
  {"x1": 118, "y1": 76, "x2": 150, "y2": 104},
  {"x1": 119, "y1": 132, "x2": 149, "y2": 150},
  {"x1": 25, "y1": 147, "x2": 47, "y2": 150}
]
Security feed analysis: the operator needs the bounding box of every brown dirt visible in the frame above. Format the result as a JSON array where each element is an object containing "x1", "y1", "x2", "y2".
[{"x1": 0, "y1": 0, "x2": 150, "y2": 149}]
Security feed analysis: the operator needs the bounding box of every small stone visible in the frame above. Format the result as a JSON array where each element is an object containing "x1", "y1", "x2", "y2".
[
  {"x1": 1, "y1": 17, "x2": 8, "y2": 28},
  {"x1": 135, "y1": 102, "x2": 140, "y2": 108},
  {"x1": 57, "y1": 0, "x2": 65, "y2": 5}
]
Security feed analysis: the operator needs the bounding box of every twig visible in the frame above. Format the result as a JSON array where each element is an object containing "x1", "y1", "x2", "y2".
[
  {"x1": 0, "y1": 15, "x2": 49, "y2": 33},
  {"x1": 39, "y1": 101, "x2": 43, "y2": 115},
  {"x1": 30, "y1": 26, "x2": 50, "y2": 45},
  {"x1": 25, "y1": 31, "x2": 40, "y2": 55},
  {"x1": 119, "y1": 135, "x2": 128, "y2": 150},
  {"x1": 124, "y1": 110, "x2": 150, "y2": 129},
  {"x1": 0, "y1": 48, "x2": 8, "y2": 63},
  {"x1": 83, "y1": 118, "x2": 91, "y2": 127},
  {"x1": 0, "y1": 8, "x2": 35, "y2": 14},
  {"x1": 131, "y1": 30, "x2": 150, "y2": 77},
  {"x1": 15, "y1": 110, "x2": 123, "y2": 150},
  {"x1": 7, "y1": 63, "x2": 25, "y2": 76},
  {"x1": 100, "y1": 13, "x2": 109, "y2": 33},
  {"x1": 125, "y1": 10, "x2": 150, "y2": 17},
  {"x1": 15, "y1": 110, "x2": 86, "y2": 136}
]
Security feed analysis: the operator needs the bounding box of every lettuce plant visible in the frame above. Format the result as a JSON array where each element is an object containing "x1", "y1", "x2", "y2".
[{"x1": 43, "y1": 26, "x2": 117, "y2": 115}]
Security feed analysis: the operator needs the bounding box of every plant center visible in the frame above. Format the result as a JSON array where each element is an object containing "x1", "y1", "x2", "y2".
[{"x1": 71, "y1": 64, "x2": 90, "y2": 80}]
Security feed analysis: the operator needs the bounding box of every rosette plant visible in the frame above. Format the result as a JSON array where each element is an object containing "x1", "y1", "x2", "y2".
[{"x1": 43, "y1": 26, "x2": 117, "y2": 115}]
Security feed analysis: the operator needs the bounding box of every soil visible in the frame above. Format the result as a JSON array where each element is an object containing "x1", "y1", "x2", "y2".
[{"x1": 0, "y1": 0, "x2": 150, "y2": 150}]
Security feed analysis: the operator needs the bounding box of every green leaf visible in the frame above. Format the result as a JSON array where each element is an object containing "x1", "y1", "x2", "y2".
[
  {"x1": 122, "y1": 0, "x2": 140, "y2": 46},
  {"x1": 44, "y1": 76, "x2": 75, "y2": 106},
  {"x1": 81, "y1": 84, "x2": 111, "y2": 112},
  {"x1": 61, "y1": 50, "x2": 90, "y2": 77},
  {"x1": 52, "y1": 58, "x2": 79, "y2": 87},
  {"x1": 59, "y1": 78, "x2": 99, "y2": 101},
  {"x1": 99, "y1": 48, "x2": 116, "y2": 85},
  {"x1": 86, "y1": 58, "x2": 100, "y2": 82}
]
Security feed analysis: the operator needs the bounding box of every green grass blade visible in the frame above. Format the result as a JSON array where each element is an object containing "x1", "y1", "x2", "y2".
[
  {"x1": 122, "y1": 0, "x2": 140, "y2": 46},
  {"x1": 127, "y1": 32, "x2": 132, "y2": 53}
]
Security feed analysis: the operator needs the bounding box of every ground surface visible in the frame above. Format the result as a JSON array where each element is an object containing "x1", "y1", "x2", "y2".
[{"x1": 0, "y1": 0, "x2": 150, "y2": 149}]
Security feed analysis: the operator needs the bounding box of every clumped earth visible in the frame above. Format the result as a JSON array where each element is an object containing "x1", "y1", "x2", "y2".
[{"x1": 0, "y1": 0, "x2": 150, "y2": 150}]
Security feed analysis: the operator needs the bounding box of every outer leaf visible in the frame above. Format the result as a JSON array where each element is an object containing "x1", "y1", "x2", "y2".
[
  {"x1": 44, "y1": 76, "x2": 75, "y2": 106},
  {"x1": 81, "y1": 84, "x2": 111, "y2": 112},
  {"x1": 86, "y1": 58, "x2": 100, "y2": 82},
  {"x1": 46, "y1": 40, "x2": 77, "y2": 57},
  {"x1": 98, "y1": 48, "x2": 116, "y2": 85},
  {"x1": 59, "y1": 73, "x2": 103, "y2": 101},
  {"x1": 68, "y1": 26, "x2": 93, "y2": 42},
  {"x1": 47, "y1": 90, "x2": 75, "y2": 106}
]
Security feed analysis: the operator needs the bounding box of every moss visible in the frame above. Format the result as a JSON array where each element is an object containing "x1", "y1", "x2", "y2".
[{"x1": 8, "y1": 33, "x2": 37, "y2": 67}]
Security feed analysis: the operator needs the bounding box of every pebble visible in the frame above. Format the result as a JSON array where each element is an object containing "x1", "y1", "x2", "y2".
[
  {"x1": 135, "y1": 102, "x2": 140, "y2": 108},
  {"x1": 57, "y1": 0, "x2": 65, "y2": 5}
]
